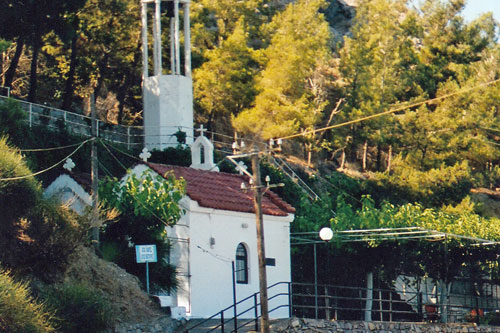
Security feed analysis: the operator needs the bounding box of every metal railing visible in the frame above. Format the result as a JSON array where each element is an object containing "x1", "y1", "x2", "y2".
[
  {"x1": 184, "y1": 279, "x2": 500, "y2": 332},
  {"x1": 184, "y1": 282, "x2": 291, "y2": 332},
  {"x1": 0, "y1": 95, "x2": 144, "y2": 149}
]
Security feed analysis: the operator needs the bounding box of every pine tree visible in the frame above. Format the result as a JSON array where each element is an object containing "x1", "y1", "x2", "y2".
[{"x1": 233, "y1": 0, "x2": 332, "y2": 140}]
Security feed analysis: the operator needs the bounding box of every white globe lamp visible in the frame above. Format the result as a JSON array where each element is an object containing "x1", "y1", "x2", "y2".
[{"x1": 319, "y1": 227, "x2": 334, "y2": 241}]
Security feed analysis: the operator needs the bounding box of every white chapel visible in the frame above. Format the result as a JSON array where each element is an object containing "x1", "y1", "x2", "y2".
[{"x1": 129, "y1": 133, "x2": 295, "y2": 318}]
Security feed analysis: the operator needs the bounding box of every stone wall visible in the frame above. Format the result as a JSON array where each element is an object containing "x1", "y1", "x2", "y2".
[
  {"x1": 107, "y1": 317, "x2": 500, "y2": 332},
  {"x1": 104, "y1": 316, "x2": 181, "y2": 333},
  {"x1": 271, "y1": 318, "x2": 500, "y2": 333}
]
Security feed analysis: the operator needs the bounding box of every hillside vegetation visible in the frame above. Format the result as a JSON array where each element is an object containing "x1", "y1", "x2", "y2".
[{"x1": 0, "y1": 0, "x2": 500, "y2": 326}]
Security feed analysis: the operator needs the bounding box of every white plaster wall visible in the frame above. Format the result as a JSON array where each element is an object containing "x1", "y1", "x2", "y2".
[
  {"x1": 144, "y1": 75, "x2": 193, "y2": 150},
  {"x1": 127, "y1": 165, "x2": 293, "y2": 319},
  {"x1": 169, "y1": 199, "x2": 293, "y2": 319}
]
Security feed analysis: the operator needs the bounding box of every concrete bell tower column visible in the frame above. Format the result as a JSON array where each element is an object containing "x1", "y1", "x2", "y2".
[{"x1": 141, "y1": 0, "x2": 193, "y2": 150}]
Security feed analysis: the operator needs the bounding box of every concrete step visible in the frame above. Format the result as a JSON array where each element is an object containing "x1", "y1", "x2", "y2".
[{"x1": 178, "y1": 318, "x2": 260, "y2": 332}]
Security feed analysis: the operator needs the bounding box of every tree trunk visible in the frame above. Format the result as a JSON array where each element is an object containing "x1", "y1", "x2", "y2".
[
  {"x1": 387, "y1": 145, "x2": 392, "y2": 172},
  {"x1": 362, "y1": 140, "x2": 368, "y2": 171},
  {"x1": 340, "y1": 149, "x2": 346, "y2": 169},
  {"x1": 4, "y1": 36, "x2": 24, "y2": 89},
  {"x1": 306, "y1": 142, "x2": 312, "y2": 166},
  {"x1": 28, "y1": 32, "x2": 41, "y2": 102},
  {"x1": 62, "y1": 32, "x2": 79, "y2": 110},
  {"x1": 350, "y1": 126, "x2": 357, "y2": 162},
  {"x1": 376, "y1": 144, "x2": 381, "y2": 171}
]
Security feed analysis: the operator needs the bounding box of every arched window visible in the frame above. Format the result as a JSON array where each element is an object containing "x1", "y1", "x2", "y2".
[
  {"x1": 235, "y1": 243, "x2": 248, "y2": 284},
  {"x1": 200, "y1": 145, "x2": 205, "y2": 164}
]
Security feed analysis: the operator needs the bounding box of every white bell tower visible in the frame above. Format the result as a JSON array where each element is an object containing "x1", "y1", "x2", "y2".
[{"x1": 141, "y1": 0, "x2": 193, "y2": 150}]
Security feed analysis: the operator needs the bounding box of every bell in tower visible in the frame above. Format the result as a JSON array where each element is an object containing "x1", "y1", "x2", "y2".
[{"x1": 141, "y1": 0, "x2": 193, "y2": 149}]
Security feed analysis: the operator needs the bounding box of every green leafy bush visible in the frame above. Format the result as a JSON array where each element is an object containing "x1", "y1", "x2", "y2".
[
  {"x1": 0, "y1": 137, "x2": 40, "y2": 236},
  {"x1": 19, "y1": 200, "x2": 85, "y2": 281},
  {"x1": 99, "y1": 169, "x2": 185, "y2": 292},
  {"x1": 0, "y1": 267, "x2": 55, "y2": 332},
  {"x1": 367, "y1": 159, "x2": 473, "y2": 207},
  {"x1": 0, "y1": 137, "x2": 84, "y2": 281},
  {"x1": 0, "y1": 98, "x2": 27, "y2": 144},
  {"x1": 40, "y1": 281, "x2": 112, "y2": 333}
]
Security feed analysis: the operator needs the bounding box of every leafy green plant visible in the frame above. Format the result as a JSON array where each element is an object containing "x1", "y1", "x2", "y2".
[
  {"x1": 366, "y1": 159, "x2": 473, "y2": 207},
  {"x1": 40, "y1": 281, "x2": 112, "y2": 333},
  {"x1": 99, "y1": 169, "x2": 185, "y2": 292},
  {"x1": 0, "y1": 136, "x2": 40, "y2": 244},
  {"x1": 0, "y1": 267, "x2": 55, "y2": 332},
  {"x1": 0, "y1": 98, "x2": 27, "y2": 144}
]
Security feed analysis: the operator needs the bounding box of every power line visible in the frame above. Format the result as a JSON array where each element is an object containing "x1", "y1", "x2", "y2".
[
  {"x1": 277, "y1": 78, "x2": 500, "y2": 141},
  {"x1": 19, "y1": 140, "x2": 89, "y2": 152},
  {"x1": 0, "y1": 139, "x2": 91, "y2": 181}
]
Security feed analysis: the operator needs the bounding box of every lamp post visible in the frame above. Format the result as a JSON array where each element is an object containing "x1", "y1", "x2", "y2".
[{"x1": 313, "y1": 227, "x2": 334, "y2": 319}]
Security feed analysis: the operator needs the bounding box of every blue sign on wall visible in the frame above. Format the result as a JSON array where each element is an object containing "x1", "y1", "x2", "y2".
[{"x1": 135, "y1": 245, "x2": 157, "y2": 263}]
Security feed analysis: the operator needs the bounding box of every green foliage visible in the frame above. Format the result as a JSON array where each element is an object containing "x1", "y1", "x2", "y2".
[
  {"x1": 40, "y1": 281, "x2": 111, "y2": 332},
  {"x1": 0, "y1": 136, "x2": 84, "y2": 281},
  {"x1": 332, "y1": 195, "x2": 500, "y2": 240},
  {"x1": 149, "y1": 146, "x2": 191, "y2": 167},
  {"x1": 100, "y1": 169, "x2": 185, "y2": 226},
  {"x1": 0, "y1": 99, "x2": 26, "y2": 144},
  {"x1": 366, "y1": 159, "x2": 473, "y2": 207},
  {"x1": 19, "y1": 200, "x2": 85, "y2": 281},
  {"x1": 0, "y1": 39, "x2": 10, "y2": 53},
  {"x1": 0, "y1": 137, "x2": 40, "y2": 238},
  {"x1": 233, "y1": 0, "x2": 332, "y2": 139},
  {"x1": 329, "y1": 195, "x2": 500, "y2": 283},
  {"x1": 193, "y1": 20, "x2": 258, "y2": 129},
  {"x1": 99, "y1": 168, "x2": 185, "y2": 291},
  {"x1": 0, "y1": 267, "x2": 55, "y2": 332}
]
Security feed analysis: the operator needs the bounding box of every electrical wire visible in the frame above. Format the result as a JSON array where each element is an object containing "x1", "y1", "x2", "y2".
[
  {"x1": 19, "y1": 140, "x2": 89, "y2": 152},
  {"x1": 196, "y1": 245, "x2": 233, "y2": 263},
  {"x1": 277, "y1": 78, "x2": 500, "y2": 141},
  {"x1": 0, "y1": 138, "x2": 91, "y2": 181},
  {"x1": 98, "y1": 139, "x2": 128, "y2": 171}
]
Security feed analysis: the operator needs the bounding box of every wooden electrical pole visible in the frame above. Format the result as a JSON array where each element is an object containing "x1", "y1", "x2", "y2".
[
  {"x1": 90, "y1": 92, "x2": 99, "y2": 251},
  {"x1": 251, "y1": 146, "x2": 270, "y2": 333}
]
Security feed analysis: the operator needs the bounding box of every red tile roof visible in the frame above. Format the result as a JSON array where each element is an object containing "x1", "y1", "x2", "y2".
[{"x1": 147, "y1": 163, "x2": 295, "y2": 217}]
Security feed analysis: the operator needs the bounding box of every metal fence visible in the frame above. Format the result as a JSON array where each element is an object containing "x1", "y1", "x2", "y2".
[
  {"x1": 0, "y1": 96, "x2": 144, "y2": 149},
  {"x1": 292, "y1": 279, "x2": 500, "y2": 324},
  {"x1": 184, "y1": 279, "x2": 500, "y2": 332}
]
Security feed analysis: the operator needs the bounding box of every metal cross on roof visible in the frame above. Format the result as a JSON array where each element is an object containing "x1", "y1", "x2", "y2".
[{"x1": 63, "y1": 158, "x2": 75, "y2": 172}]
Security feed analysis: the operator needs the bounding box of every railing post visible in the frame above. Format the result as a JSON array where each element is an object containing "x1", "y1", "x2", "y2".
[
  {"x1": 288, "y1": 282, "x2": 292, "y2": 318},
  {"x1": 127, "y1": 127, "x2": 131, "y2": 150},
  {"x1": 389, "y1": 291, "x2": 393, "y2": 322},
  {"x1": 232, "y1": 261, "x2": 237, "y2": 333},
  {"x1": 29, "y1": 103, "x2": 32, "y2": 128},
  {"x1": 221, "y1": 311, "x2": 224, "y2": 333},
  {"x1": 254, "y1": 293, "x2": 259, "y2": 332},
  {"x1": 325, "y1": 286, "x2": 330, "y2": 320}
]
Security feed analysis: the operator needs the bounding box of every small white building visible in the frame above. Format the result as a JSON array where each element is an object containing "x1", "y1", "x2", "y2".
[
  {"x1": 43, "y1": 170, "x2": 92, "y2": 215},
  {"x1": 128, "y1": 134, "x2": 295, "y2": 319}
]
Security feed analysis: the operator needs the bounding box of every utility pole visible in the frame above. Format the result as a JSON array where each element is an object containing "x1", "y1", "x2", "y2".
[
  {"x1": 251, "y1": 146, "x2": 270, "y2": 333},
  {"x1": 90, "y1": 92, "x2": 99, "y2": 251}
]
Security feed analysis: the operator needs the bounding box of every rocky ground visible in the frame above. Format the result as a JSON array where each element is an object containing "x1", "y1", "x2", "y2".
[{"x1": 64, "y1": 246, "x2": 163, "y2": 325}]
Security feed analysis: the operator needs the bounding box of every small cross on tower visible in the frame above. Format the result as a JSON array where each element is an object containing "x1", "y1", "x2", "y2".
[{"x1": 196, "y1": 124, "x2": 207, "y2": 137}]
